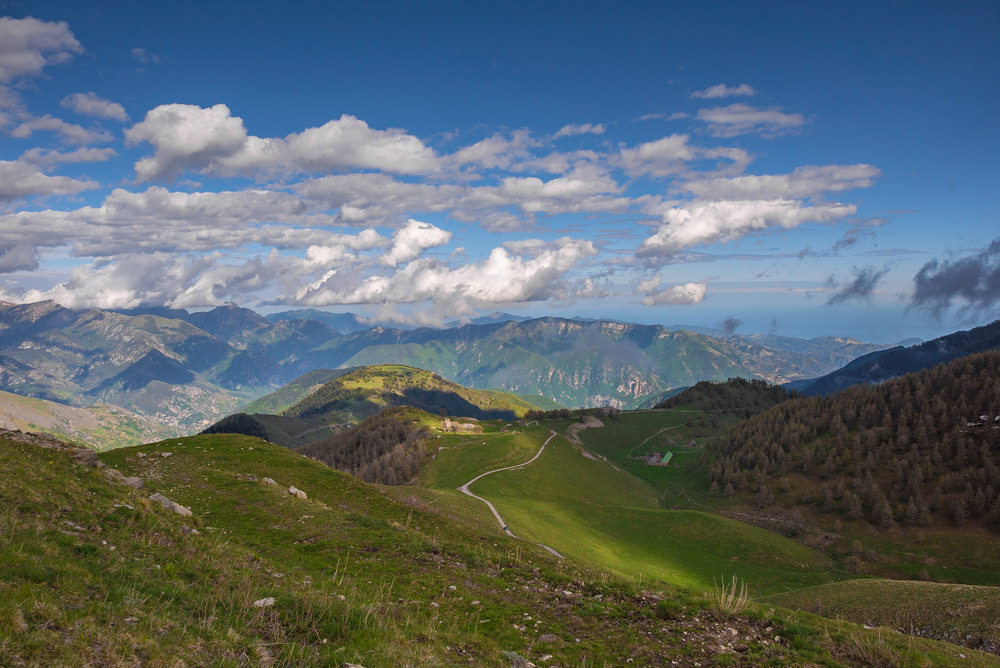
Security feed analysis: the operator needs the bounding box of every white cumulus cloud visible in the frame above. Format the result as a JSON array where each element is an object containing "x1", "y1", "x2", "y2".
[
  {"x1": 11, "y1": 114, "x2": 112, "y2": 145},
  {"x1": 697, "y1": 103, "x2": 805, "y2": 138},
  {"x1": 642, "y1": 281, "x2": 707, "y2": 305},
  {"x1": 125, "y1": 104, "x2": 439, "y2": 180},
  {"x1": 381, "y1": 219, "x2": 452, "y2": 267},
  {"x1": 619, "y1": 134, "x2": 695, "y2": 178},
  {"x1": 0, "y1": 158, "x2": 97, "y2": 206},
  {"x1": 554, "y1": 123, "x2": 605, "y2": 138},
  {"x1": 690, "y1": 83, "x2": 756, "y2": 99},
  {"x1": 685, "y1": 164, "x2": 881, "y2": 200},
  {"x1": 61, "y1": 92, "x2": 128, "y2": 122},
  {"x1": 295, "y1": 238, "x2": 597, "y2": 318},
  {"x1": 637, "y1": 199, "x2": 856, "y2": 258},
  {"x1": 0, "y1": 16, "x2": 81, "y2": 83}
]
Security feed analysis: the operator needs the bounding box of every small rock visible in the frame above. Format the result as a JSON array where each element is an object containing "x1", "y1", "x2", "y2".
[
  {"x1": 149, "y1": 492, "x2": 193, "y2": 517},
  {"x1": 137, "y1": 452, "x2": 147, "y2": 458},
  {"x1": 252, "y1": 597, "x2": 275, "y2": 608},
  {"x1": 122, "y1": 476, "x2": 144, "y2": 490},
  {"x1": 262, "y1": 477, "x2": 276, "y2": 485},
  {"x1": 471, "y1": 600, "x2": 480, "y2": 605},
  {"x1": 181, "y1": 525, "x2": 200, "y2": 535},
  {"x1": 160, "y1": 452, "x2": 172, "y2": 458},
  {"x1": 73, "y1": 449, "x2": 99, "y2": 467},
  {"x1": 448, "y1": 585, "x2": 457, "y2": 591},
  {"x1": 537, "y1": 633, "x2": 561, "y2": 644},
  {"x1": 540, "y1": 655, "x2": 553, "y2": 663},
  {"x1": 288, "y1": 486, "x2": 307, "y2": 500},
  {"x1": 429, "y1": 602, "x2": 439, "y2": 608},
  {"x1": 237, "y1": 473, "x2": 259, "y2": 482}
]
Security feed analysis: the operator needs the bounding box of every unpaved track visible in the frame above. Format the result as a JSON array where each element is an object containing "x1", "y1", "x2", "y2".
[{"x1": 457, "y1": 430, "x2": 565, "y2": 558}]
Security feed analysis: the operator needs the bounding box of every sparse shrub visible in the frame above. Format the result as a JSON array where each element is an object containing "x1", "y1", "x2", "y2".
[
  {"x1": 844, "y1": 631, "x2": 903, "y2": 668},
  {"x1": 709, "y1": 575, "x2": 750, "y2": 614}
]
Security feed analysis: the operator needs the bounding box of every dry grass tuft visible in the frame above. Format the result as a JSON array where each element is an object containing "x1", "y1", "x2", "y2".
[{"x1": 709, "y1": 574, "x2": 751, "y2": 614}]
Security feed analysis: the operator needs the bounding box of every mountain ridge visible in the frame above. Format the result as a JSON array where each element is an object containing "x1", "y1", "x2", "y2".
[
  {"x1": 794, "y1": 319, "x2": 1000, "y2": 395},
  {"x1": 0, "y1": 300, "x2": 916, "y2": 434}
]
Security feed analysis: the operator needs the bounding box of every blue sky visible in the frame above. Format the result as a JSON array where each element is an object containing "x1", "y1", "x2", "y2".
[{"x1": 0, "y1": 1, "x2": 997, "y2": 342}]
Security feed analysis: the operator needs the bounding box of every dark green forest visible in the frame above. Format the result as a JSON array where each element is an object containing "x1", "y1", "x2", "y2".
[
  {"x1": 656, "y1": 377, "x2": 796, "y2": 417},
  {"x1": 711, "y1": 350, "x2": 1000, "y2": 530},
  {"x1": 296, "y1": 407, "x2": 429, "y2": 485}
]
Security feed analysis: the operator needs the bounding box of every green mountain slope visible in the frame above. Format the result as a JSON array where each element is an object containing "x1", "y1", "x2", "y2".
[
  {"x1": 203, "y1": 365, "x2": 535, "y2": 449},
  {"x1": 1, "y1": 302, "x2": 902, "y2": 432},
  {"x1": 284, "y1": 364, "x2": 535, "y2": 422},
  {"x1": 0, "y1": 388, "x2": 177, "y2": 449},
  {"x1": 331, "y1": 318, "x2": 895, "y2": 409},
  {"x1": 425, "y1": 421, "x2": 835, "y2": 594},
  {"x1": 241, "y1": 367, "x2": 358, "y2": 414},
  {"x1": 764, "y1": 579, "x2": 1000, "y2": 653},
  {"x1": 2, "y1": 429, "x2": 993, "y2": 666}
]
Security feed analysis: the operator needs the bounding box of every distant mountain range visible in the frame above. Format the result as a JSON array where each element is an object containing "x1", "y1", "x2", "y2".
[
  {"x1": 789, "y1": 319, "x2": 1000, "y2": 395},
  {"x1": 0, "y1": 300, "x2": 908, "y2": 431}
]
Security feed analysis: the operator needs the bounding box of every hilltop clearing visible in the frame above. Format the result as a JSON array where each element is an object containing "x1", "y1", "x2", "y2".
[{"x1": 203, "y1": 365, "x2": 534, "y2": 449}]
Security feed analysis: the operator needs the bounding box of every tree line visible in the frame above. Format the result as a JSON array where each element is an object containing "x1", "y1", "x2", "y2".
[
  {"x1": 656, "y1": 377, "x2": 796, "y2": 417},
  {"x1": 297, "y1": 407, "x2": 430, "y2": 485}
]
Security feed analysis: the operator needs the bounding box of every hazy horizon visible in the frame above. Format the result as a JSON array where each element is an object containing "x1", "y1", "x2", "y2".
[{"x1": 0, "y1": 3, "x2": 996, "y2": 342}]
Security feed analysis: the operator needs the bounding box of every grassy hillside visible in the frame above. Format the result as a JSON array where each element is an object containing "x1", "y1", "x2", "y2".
[
  {"x1": 205, "y1": 365, "x2": 536, "y2": 450},
  {"x1": 240, "y1": 367, "x2": 357, "y2": 414},
  {"x1": 0, "y1": 388, "x2": 177, "y2": 449},
  {"x1": 447, "y1": 427, "x2": 836, "y2": 594},
  {"x1": 764, "y1": 579, "x2": 1000, "y2": 653},
  {"x1": 6, "y1": 431, "x2": 989, "y2": 665},
  {"x1": 284, "y1": 364, "x2": 535, "y2": 421}
]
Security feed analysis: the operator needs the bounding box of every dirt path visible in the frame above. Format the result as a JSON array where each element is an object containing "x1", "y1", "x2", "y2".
[
  {"x1": 457, "y1": 430, "x2": 565, "y2": 559},
  {"x1": 565, "y1": 415, "x2": 604, "y2": 446}
]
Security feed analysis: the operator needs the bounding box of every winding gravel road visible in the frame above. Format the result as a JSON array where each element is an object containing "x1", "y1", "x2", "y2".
[{"x1": 457, "y1": 430, "x2": 565, "y2": 558}]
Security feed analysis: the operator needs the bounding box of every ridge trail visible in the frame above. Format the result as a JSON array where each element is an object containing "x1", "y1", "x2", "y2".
[{"x1": 457, "y1": 430, "x2": 564, "y2": 558}]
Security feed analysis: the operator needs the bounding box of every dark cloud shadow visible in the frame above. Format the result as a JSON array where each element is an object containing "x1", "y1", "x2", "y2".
[
  {"x1": 827, "y1": 266, "x2": 889, "y2": 305},
  {"x1": 910, "y1": 239, "x2": 1000, "y2": 316}
]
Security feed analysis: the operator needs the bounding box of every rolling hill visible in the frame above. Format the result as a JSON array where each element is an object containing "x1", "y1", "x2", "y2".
[
  {"x1": 203, "y1": 365, "x2": 536, "y2": 449},
  {"x1": 2, "y1": 428, "x2": 994, "y2": 666}
]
